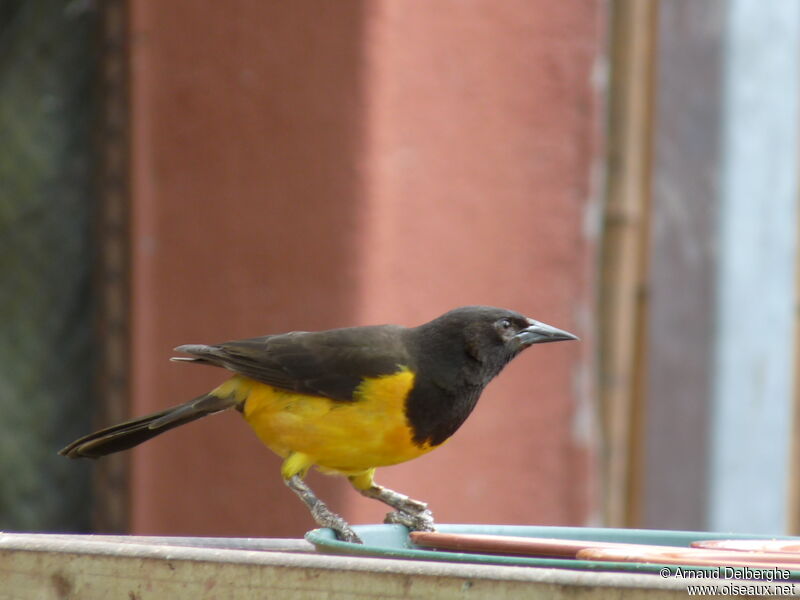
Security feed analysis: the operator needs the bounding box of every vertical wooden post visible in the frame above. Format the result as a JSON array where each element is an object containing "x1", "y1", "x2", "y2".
[
  {"x1": 93, "y1": 0, "x2": 132, "y2": 533},
  {"x1": 598, "y1": 0, "x2": 658, "y2": 527},
  {"x1": 790, "y1": 205, "x2": 800, "y2": 534}
]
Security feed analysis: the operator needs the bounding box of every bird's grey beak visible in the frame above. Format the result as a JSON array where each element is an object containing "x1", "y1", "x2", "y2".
[{"x1": 514, "y1": 318, "x2": 579, "y2": 347}]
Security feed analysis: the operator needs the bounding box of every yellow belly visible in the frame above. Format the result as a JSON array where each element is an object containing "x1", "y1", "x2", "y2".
[{"x1": 223, "y1": 368, "x2": 434, "y2": 476}]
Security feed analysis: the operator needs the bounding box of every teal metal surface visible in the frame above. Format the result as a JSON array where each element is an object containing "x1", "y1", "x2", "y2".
[{"x1": 307, "y1": 524, "x2": 800, "y2": 576}]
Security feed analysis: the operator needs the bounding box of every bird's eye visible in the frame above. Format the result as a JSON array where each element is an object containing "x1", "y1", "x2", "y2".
[{"x1": 499, "y1": 318, "x2": 513, "y2": 330}]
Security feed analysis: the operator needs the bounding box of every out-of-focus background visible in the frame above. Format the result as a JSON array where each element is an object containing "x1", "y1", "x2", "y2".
[{"x1": 1, "y1": 0, "x2": 798, "y2": 538}]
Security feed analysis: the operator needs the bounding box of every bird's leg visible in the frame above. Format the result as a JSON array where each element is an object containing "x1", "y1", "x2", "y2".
[
  {"x1": 349, "y1": 471, "x2": 436, "y2": 532},
  {"x1": 361, "y1": 484, "x2": 436, "y2": 532},
  {"x1": 284, "y1": 475, "x2": 362, "y2": 543}
]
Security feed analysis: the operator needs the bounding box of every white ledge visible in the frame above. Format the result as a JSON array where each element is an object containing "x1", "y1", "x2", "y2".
[{"x1": 0, "y1": 532, "x2": 695, "y2": 598}]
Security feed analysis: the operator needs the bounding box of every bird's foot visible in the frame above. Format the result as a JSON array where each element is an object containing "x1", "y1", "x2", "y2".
[
  {"x1": 332, "y1": 524, "x2": 363, "y2": 544},
  {"x1": 285, "y1": 475, "x2": 363, "y2": 543},
  {"x1": 353, "y1": 481, "x2": 436, "y2": 532},
  {"x1": 309, "y1": 503, "x2": 363, "y2": 544},
  {"x1": 383, "y1": 507, "x2": 436, "y2": 532}
]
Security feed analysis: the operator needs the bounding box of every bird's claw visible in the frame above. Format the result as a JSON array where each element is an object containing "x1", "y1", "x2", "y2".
[
  {"x1": 383, "y1": 508, "x2": 436, "y2": 532},
  {"x1": 311, "y1": 506, "x2": 363, "y2": 543},
  {"x1": 333, "y1": 525, "x2": 363, "y2": 544},
  {"x1": 288, "y1": 475, "x2": 363, "y2": 544}
]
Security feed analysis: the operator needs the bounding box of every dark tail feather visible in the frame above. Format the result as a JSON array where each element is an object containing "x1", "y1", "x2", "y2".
[
  {"x1": 59, "y1": 393, "x2": 236, "y2": 459},
  {"x1": 170, "y1": 344, "x2": 226, "y2": 368}
]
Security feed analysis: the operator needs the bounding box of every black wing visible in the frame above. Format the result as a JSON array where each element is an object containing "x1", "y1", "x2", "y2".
[{"x1": 172, "y1": 324, "x2": 411, "y2": 401}]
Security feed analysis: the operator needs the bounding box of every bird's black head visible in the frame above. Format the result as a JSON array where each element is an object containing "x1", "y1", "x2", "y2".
[
  {"x1": 414, "y1": 305, "x2": 578, "y2": 384},
  {"x1": 404, "y1": 306, "x2": 578, "y2": 447}
]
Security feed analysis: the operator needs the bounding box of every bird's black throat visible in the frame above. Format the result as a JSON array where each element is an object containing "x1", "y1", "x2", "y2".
[
  {"x1": 401, "y1": 315, "x2": 514, "y2": 447},
  {"x1": 404, "y1": 375, "x2": 484, "y2": 447}
]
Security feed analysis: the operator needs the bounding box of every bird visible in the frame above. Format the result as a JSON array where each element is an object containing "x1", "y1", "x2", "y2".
[{"x1": 60, "y1": 305, "x2": 578, "y2": 543}]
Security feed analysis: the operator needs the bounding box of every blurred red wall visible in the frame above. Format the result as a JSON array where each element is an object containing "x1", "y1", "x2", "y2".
[{"x1": 127, "y1": 0, "x2": 603, "y2": 536}]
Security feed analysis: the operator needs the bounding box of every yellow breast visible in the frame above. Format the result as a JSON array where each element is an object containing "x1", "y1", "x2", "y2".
[{"x1": 228, "y1": 367, "x2": 433, "y2": 475}]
